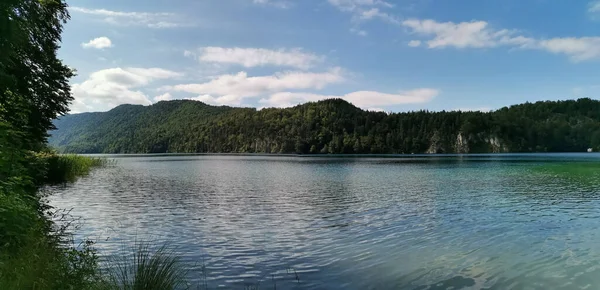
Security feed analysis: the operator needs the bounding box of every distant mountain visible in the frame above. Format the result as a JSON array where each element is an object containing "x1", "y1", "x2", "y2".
[{"x1": 49, "y1": 98, "x2": 600, "y2": 154}]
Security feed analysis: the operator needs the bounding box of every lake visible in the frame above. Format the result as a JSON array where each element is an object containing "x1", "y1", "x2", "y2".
[{"x1": 48, "y1": 154, "x2": 600, "y2": 289}]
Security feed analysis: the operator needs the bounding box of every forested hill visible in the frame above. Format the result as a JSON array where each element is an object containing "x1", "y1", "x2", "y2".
[{"x1": 49, "y1": 98, "x2": 600, "y2": 154}]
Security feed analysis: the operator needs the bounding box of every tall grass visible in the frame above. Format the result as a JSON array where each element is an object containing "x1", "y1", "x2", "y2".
[
  {"x1": 105, "y1": 242, "x2": 189, "y2": 290},
  {"x1": 0, "y1": 149, "x2": 112, "y2": 289},
  {"x1": 44, "y1": 154, "x2": 111, "y2": 183},
  {"x1": 0, "y1": 220, "x2": 105, "y2": 290}
]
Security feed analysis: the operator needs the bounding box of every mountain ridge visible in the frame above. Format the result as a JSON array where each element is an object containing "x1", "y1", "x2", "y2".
[{"x1": 49, "y1": 98, "x2": 600, "y2": 154}]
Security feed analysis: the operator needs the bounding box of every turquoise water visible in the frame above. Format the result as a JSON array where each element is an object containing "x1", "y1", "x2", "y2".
[{"x1": 49, "y1": 154, "x2": 600, "y2": 289}]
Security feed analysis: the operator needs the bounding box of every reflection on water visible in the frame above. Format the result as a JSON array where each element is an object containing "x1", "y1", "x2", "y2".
[{"x1": 49, "y1": 154, "x2": 600, "y2": 289}]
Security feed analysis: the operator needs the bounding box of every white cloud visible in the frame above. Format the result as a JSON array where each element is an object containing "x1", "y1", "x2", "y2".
[
  {"x1": 253, "y1": 0, "x2": 292, "y2": 9},
  {"x1": 81, "y1": 37, "x2": 113, "y2": 49},
  {"x1": 125, "y1": 68, "x2": 183, "y2": 79},
  {"x1": 589, "y1": 1, "x2": 600, "y2": 13},
  {"x1": 71, "y1": 68, "x2": 183, "y2": 112},
  {"x1": 402, "y1": 19, "x2": 538, "y2": 49},
  {"x1": 189, "y1": 47, "x2": 323, "y2": 70},
  {"x1": 259, "y1": 88, "x2": 438, "y2": 109},
  {"x1": 455, "y1": 107, "x2": 492, "y2": 112},
  {"x1": 345, "y1": 89, "x2": 438, "y2": 107},
  {"x1": 258, "y1": 92, "x2": 330, "y2": 107},
  {"x1": 328, "y1": 0, "x2": 393, "y2": 12},
  {"x1": 165, "y1": 68, "x2": 437, "y2": 109},
  {"x1": 403, "y1": 19, "x2": 510, "y2": 49},
  {"x1": 357, "y1": 8, "x2": 399, "y2": 24},
  {"x1": 538, "y1": 37, "x2": 600, "y2": 62},
  {"x1": 183, "y1": 50, "x2": 195, "y2": 58},
  {"x1": 350, "y1": 28, "x2": 368, "y2": 36},
  {"x1": 153, "y1": 93, "x2": 173, "y2": 102},
  {"x1": 70, "y1": 7, "x2": 186, "y2": 28},
  {"x1": 148, "y1": 22, "x2": 182, "y2": 28},
  {"x1": 499, "y1": 35, "x2": 537, "y2": 48},
  {"x1": 408, "y1": 40, "x2": 421, "y2": 47},
  {"x1": 360, "y1": 7, "x2": 380, "y2": 19},
  {"x1": 328, "y1": 0, "x2": 397, "y2": 32},
  {"x1": 170, "y1": 69, "x2": 344, "y2": 106},
  {"x1": 402, "y1": 18, "x2": 600, "y2": 61},
  {"x1": 186, "y1": 94, "x2": 239, "y2": 106}
]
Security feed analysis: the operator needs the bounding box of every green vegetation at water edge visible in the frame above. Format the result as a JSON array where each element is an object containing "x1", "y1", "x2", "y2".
[
  {"x1": 43, "y1": 153, "x2": 111, "y2": 183},
  {"x1": 1, "y1": 0, "x2": 190, "y2": 287},
  {"x1": 0, "y1": 128, "x2": 108, "y2": 288},
  {"x1": 2, "y1": 0, "x2": 75, "y2": 275},
  {"x1": 0, "y1": 124, "x2": 108, "y2": 289},
  {"x1": 0, "y1": 0, "x2": 127, "y2": 289},
  {"x1": 50, "y1": 98, "x2": 600, "y2": 154},
  {"x1": 105, "y1": 243, "x2": 189, "y2": 290}
]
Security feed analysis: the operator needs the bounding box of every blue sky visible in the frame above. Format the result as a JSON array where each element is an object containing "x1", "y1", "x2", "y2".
[{"x1": 61, "y1": 0, "x2": 600, "y2": 113}]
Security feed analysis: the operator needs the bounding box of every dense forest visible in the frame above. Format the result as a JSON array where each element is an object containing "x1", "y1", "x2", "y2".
[{"x1": 50, "y1": 98, "x2": 600, "y2": 154}]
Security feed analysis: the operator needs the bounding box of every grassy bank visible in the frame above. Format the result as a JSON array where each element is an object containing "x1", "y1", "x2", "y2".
[
  {"x1": 0, "y1": 151, "x2": 193, "y2": 290},
  {"x1": 0, "y1": 151, "x2": 107, "y2": 289},
  {"x1": 44, "y1": 154, "x2": 111, "y2": 184}
]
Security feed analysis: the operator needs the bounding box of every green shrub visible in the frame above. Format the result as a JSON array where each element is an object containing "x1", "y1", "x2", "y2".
[
  {"x1": 0, "y1": 190, "x2": 39, "y2": 251},
  {"x1": 105, "y1": 242, "x2": 188, "y2": 290},
  {"x1": 0, "y1": 233, "x2": 107, "y2": 290}
]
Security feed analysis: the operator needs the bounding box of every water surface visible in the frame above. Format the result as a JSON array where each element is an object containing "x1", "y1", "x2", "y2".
[{"x1": 49, "y1": 154, "x2": 600, "y2": 289}]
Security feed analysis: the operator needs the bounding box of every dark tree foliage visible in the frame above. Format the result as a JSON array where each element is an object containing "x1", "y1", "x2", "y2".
[
  {"x1": 50, "y1": 98, "x2": 600, "y2": 154},
  {"x1": 1, "y1": 0, "x2": 74, "y2": 150},
  {"x1": 1, "y1": 0, "x2": 73, "y2": 245}
]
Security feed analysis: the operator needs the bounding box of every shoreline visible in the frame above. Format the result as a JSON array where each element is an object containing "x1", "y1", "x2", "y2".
[{"x1": 76, "y1": 152, "x2": 600, "y2": 158}]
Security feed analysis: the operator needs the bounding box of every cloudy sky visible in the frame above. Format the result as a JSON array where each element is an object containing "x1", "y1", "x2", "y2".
[{"x1": 61, "y1": 0, "x2": 600, "y2": 113}]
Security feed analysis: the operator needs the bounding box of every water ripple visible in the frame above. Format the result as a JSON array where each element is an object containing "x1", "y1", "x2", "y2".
[{"x1": 48, "y1": 155, "x2": 600, "y2": 289}]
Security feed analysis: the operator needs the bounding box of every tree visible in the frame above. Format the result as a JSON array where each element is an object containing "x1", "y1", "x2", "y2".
[
  {"x1": 1, "y1": 0, "x2": 74, "y2": 150},
  {"x1": 592, "y1": 130, "x2": 600, "y2": 151},
  {"x1": 49, "y1": 97, "x2": 600, "y2": 155},
  {"x1": 353, "y1": 138, "x2": 361, "y2": 153}
]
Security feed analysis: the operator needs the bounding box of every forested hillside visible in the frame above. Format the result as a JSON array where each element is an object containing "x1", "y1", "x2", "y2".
[{"x1": 49, "y1": 98, "x2": 600, "y2": 154}]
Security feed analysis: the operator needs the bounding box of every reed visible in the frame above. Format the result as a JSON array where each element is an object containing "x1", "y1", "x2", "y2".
[{"x1": 44, "y1": 154, "x2": 111, "y2": 183}]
